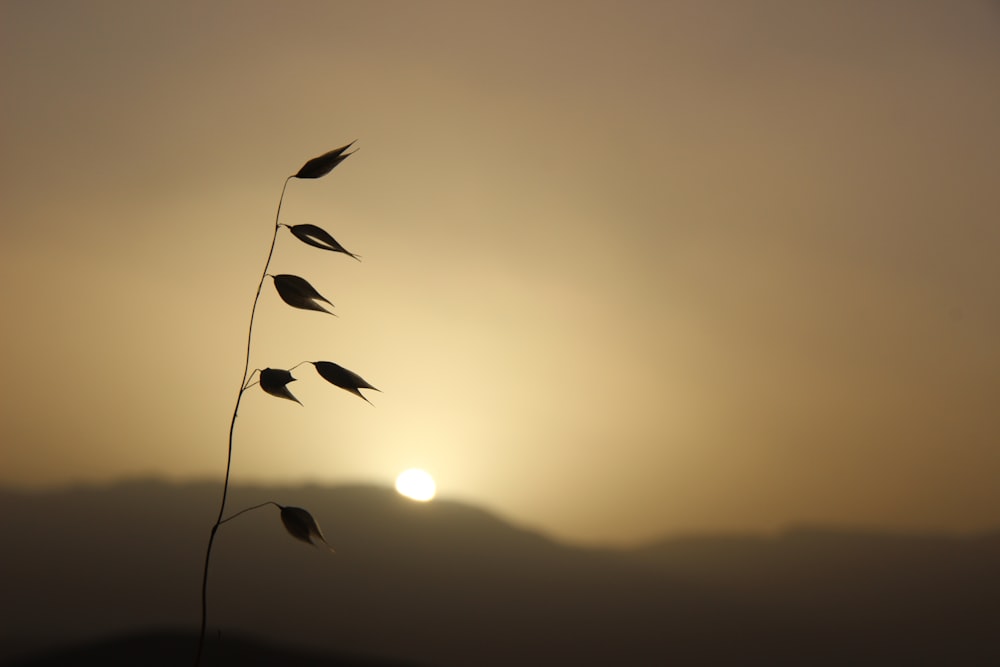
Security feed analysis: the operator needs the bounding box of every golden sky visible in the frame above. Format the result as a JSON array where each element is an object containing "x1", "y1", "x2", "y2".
[{"x1": 1, "y1": 0, "x2": 998, "y2": 544}]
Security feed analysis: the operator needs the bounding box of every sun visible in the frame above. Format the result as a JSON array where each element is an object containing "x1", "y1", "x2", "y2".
[{"x1": 395, "y1": 468, "x2": 436, "y2": 502}]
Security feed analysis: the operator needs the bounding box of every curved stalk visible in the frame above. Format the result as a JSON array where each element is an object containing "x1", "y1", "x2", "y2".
[
  {"x1": 195, "y1": 176, "x2": 292, "y2": 667},
  {"x1": 220, "y1": 500, "x2": 283, "y2": 525}
]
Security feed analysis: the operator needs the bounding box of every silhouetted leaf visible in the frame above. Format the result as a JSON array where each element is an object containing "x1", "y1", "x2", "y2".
[
  {"x1": 259, "y1": 368, "x2": 301, "y2": 405},
  {"x1": 272, "y1": 274, "x2": 335, "y2": 315},
  {"x1": 312, "y1": 361, "x2": 379, "y2": 404},
  {"x1": 293, "y1": 142, "x2": 356, "y2": 179},
  {"x1": 279, "y1": 505, "x2": 335, "y2": 552},
  {"x1": 289, "y1": 224, "x2": 361, "y2": 260}
]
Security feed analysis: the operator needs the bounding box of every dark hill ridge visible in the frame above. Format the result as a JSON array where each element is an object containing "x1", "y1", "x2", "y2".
[{"x1": 1, "y1": 480, "x2": 998, "y2": 666}]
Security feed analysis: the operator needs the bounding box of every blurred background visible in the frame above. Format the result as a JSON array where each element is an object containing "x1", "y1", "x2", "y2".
[{"x1": 1, "y1": 0, "x2": 999, "y2": 545}]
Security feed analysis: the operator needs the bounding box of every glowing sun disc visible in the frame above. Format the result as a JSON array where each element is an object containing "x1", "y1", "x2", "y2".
[{"x1": 395, "y1": 469, "x2": 436, "y2": 502}]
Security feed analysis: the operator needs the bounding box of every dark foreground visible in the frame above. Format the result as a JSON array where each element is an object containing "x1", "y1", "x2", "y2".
[
  {"x1": 1, "y1": 481, "x2": 998, "y2": 666},
  {"x1": 5, "y1": 632, "x2": 427, "y2": 667}
]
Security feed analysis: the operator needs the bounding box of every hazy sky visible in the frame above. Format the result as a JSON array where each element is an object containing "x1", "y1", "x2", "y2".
[{"x1": 2, "y1": 0, "x2": 998, "y2": 544}]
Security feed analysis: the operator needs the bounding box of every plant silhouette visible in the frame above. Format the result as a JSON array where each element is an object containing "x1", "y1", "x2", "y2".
[
  {"x1": 285, "y1": 223, "x2": 362, "y2": 260},
  {"x1": 312, "y1": 360, "x2": 380, "y2": 405},
  {"x1": 195, "y1": 142, "x2": 371, "y2": 666},
  {"x1": 271, "y1": 273, "x2": 338, "y2": 315},
  {"x1": 259, "y1": 368, "x2": 302, "y2": 405}
]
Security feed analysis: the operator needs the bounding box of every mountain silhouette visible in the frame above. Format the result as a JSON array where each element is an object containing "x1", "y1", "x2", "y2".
[{"x1": 1, "y1": 480, "x2": 997, "y2": 666}]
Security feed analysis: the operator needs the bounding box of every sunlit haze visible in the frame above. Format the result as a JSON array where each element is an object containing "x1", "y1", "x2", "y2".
[
  {"x1": 1, "y1": 0, "x2": 998, "y2": 544},
  {"x1": 395, "y1": 469, "x2": 437, "y2": 502}
]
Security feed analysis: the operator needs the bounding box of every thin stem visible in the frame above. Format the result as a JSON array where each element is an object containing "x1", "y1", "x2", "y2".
[
  {"x1": 196, "y1": 176, "x2": 293, "y2": 667},
  {"x1": 243, "y1": 369, "x2": 262, "y2": 391},
  {"x1": 220, "y1": 500, "x2": 283, "y2": 525}
]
